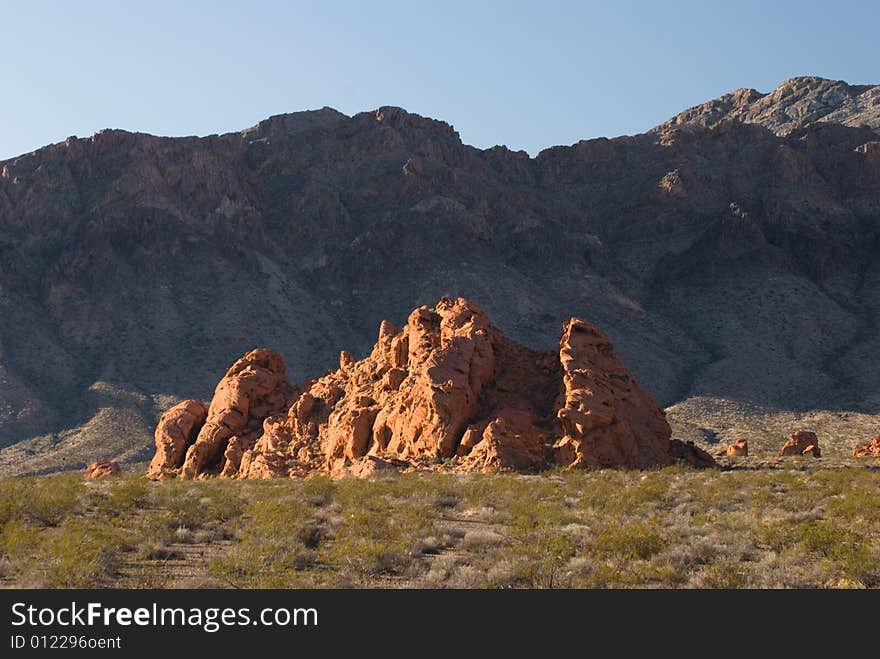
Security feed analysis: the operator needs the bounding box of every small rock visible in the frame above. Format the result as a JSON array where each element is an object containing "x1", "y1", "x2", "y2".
[
  {"x1": 853, "y1": 436, "x2": 880, "y2": 458},
  {"x1": 777, "y1": 429, "x2": 821, "y2": 457},
  {"x1": 84, "y1": 461, "x2": 121, "y2": 479},
  {"x1": 714, "y1": 439, "x2": 748, "y2": 457}
]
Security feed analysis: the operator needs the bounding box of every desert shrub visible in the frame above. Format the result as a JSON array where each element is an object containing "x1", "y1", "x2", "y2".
[
  {"x1": 211, "y1": 497, "x2": 324, "y2": 588},
  {"x1": 593, "y1": 520, "x2": 667, "y2": 561},
  {"x1": 661, "y1": 539, "x2": 720, "y2": 570},
  {"x1": 699, "y1": 559, "x2": 750, "y2": 589},
  {"x1": 323, "y1": 503, "x2": 429, "y2": 582},
  {"x1": 0, "y1": 474, "x2": 84, "y2": 526},
  {"x1": 608, "y1": 476, "x2": 672, "y2": 514},
  {"x1": 459, "y1": 529, "x2": 506, "y2": 550},
  {"x1": 761, "y1": 519, "x2": 865, "y2": 559},
  {"x1": 1, "y1": 464, "x2": 878, "y2": 589},
  {"x1": 493, "y1": 530, "x2": 579, "y2": 588},
  {"x1": 299, "y1": 476, "x2": 336, "y2": 507},
  {"x1": 91, "y1": 476, "x2": 150, "y2": 517},
  {"x1": 475, "y1": 484, "x2": 584, "y2": 588},
  {"x1": 837, "y1": 546, "x2": 880, "y2": 587},
  {"x1": 691, "y1": 475, "x2": 752, "y2": 511},
  {"x1": 0, "y1": 519, "x2": 43, "y2": 564},
  {"x1": 568, "y1": 560, "x2": 624, "y2": 589},
  {"x1": 40, "y1": 520, "x2": 132, "y2": 587},
  {"x1": 628, "y1": 559, "x2": 687, "y2": 587},
  {"x1": 433, "y1": 488, "x2": 461, "y2": 510},
  {"x1": 150, "y1": 480, "x2": 245, "y2": 538},
  {"x1": 576, "y1": 473, "x2": 631, "y2": 514},
  {"x1": 826, "y1": 486, "x2": 880, "y2": 522},
  {"x1": 9, "y1": 517, "x2": 136, "y2": 588},
  {"x1": 459, "y1": 474, "x2": 560, "y2": 511},
  {"x1": 759, "y1": 522, "x2": 792, "y2": 553},
  {"x1": 797, "y1": 521, "x2": 843, "y2": 557}
]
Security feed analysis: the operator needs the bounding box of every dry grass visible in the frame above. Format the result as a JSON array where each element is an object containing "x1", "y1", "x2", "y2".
[{"x1": 1, "y1": 463, "x2": 879, "y2": 589}]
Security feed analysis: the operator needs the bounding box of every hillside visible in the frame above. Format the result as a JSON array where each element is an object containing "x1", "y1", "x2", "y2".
[{"x1": 1, "y1": 77, "x2": 879, "y2": 474}]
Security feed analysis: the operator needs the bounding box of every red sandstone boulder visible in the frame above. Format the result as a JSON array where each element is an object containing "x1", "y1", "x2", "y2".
[
  {"x1": 179, "y1": 349, "x2": 296, "y2": 479},
  {"x1": 853, "y1": 436, "x2": 880, "y2": 458},
  {"x1": 777, "y1": 429, "x2": 821, "y2": 457},
  {"x1": 148, "y1": 297, "x2": 715, "y2": 479},
  {"x1": 459, "y1": 410, "x2": 547, "y2": 473},
  {"x1": 238, "y1": 448, "x2": 293, "y2": 479},
  {"x1": 553, "y1": 319, "x2": 675, "y2": 469},
  {"x1": 714, "y1": 439, "x2": 749, "y2": 457},
  {"x1": 346, "y1": 455, "x2": 411, "y2": 479},
  {"x1": 84, "y1": 461, "x2": 121, "y2": 479},
  {"x1": 146, "y1": 399, "x2": 208, "y2": 479}
]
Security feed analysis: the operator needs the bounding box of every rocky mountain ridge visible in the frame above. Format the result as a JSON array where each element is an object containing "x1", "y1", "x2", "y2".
[
  {"x1": 1, "y1": 76, "x2": 878, "y2": 474},
  {"x1": 656, "y1": 76, "x2": 880, "y2": 135}
]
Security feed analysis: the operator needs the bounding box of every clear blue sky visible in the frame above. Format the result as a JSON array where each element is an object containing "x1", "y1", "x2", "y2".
[{"x1": 1, "y1": 0, "x2": 878, "y2": 161}]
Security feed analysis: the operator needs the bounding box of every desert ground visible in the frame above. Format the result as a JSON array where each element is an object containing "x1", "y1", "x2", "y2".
[{"x1": 2, "y1": 461, "x2": 879, "y2": 589}]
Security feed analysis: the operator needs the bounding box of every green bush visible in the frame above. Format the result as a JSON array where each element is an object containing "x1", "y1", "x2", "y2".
[
  {"x1": 593, "y1": 521, "x2": 666, "y2": 560},
  {"x1": 211, "y1": 497, "x2": 323, "y2": 588},
  {"x1": 0, "y1": 474, "x2": 84, "y2": 526},
  {"x1": 91, "y1": 476, "x2": 150, "y2": 517},
  {"x1": 701, "y1": 559, "x2": 749, "y2": 589},
  {"x1": 150, "y1": 480, "x2": 245, "y2": 537}
]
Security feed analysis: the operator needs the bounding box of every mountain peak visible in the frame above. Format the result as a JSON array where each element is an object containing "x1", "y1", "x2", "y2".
[
  {"x1": 656, "y1": 76, "x2": 880, "y2": 135},
  {"x1": 240, "y1": 107, "x2": 349, "y2": 142}
]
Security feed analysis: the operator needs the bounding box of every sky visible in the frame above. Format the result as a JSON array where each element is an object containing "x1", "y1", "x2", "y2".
[{"x1": 1, "y1": 0, "x2": 878, "y2": 161}]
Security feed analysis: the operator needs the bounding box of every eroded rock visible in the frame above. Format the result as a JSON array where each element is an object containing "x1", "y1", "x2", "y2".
[
  {"x1": 148, "y1": 298, "x2": 714, "y2": 478},
  {"x1": 714, "y1": 439, "x2": 749, "y2": 457},
  {"x1": 777, "y1": 429, "x2": 821, "y2": 457},
  {"x1": 554, "y1": 319, "x2": 674, "y2": 469},
  {"x1": 146, "y1": 399, "x2": 208, "y2": 479},
  {"x1": 84, "y1": 461, "x2": 121, "y2": 479},
  {"x1": 179, "y1": 349, "x2": 297, "y2": 479},
  {"x1": 853, "y1": 436, "x2": 880, "y2": 458}
]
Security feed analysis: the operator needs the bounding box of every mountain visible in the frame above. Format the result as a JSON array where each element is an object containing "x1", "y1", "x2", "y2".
[
  {"x1": 657, "y1": 76, "x2": 880, "y2": 135},
  {"x1": 1, "y1": 77, "x2": 879, "y2": 475}
]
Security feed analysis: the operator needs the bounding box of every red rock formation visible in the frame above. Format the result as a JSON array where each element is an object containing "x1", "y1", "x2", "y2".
[
  {"x1": 146, "y1": 400, "x2": 208, "y2": 479},
  {"x1": 347, "y1": 455, "x2": 411, "y2": 479},
  {"x1": 148, "y1": 298, "x2": 714, "y2": 478},
  {"x1": 714, "y1": 439, "x2": 749, "y2": 457},
  {"x1": 553, "y1": 319, "x2": 675, "y2": 469},
  {"x1": 777, "y1": 429, "x2": 821, "y2": 457},
  {"x1": 179, "y1": 349, "x2": 297, "y2": 479},
  {"x1": 84, "y1": 461, "x2": 121, "y2": 479},
  {"x1": 459, "y1": 410, "x2": 549, "y2": 473},
  {"x1": 853, "y1": 436, "x2": 880, "y2": 458}
]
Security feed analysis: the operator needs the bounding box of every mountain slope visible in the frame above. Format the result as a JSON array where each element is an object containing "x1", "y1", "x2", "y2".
[{"x1": 1, "y1": 79, "x2": 879, "y2": 474}]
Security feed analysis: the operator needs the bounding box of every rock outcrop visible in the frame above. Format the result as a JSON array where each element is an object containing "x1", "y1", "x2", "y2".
[
  {"x1": 84, "y1": 461, "x2": 121, "y2": 479},
  {"x1": 853, "y1": 437, "x2": 880, "y2": 458},
  {"x1": 777, "y1": 429, "x2": 821, "y2": 457},
  {"x1": 148, "y1": 298, "x2": 713, "y2": 478},
  {"x1": 714, "y1": 439, "x2": 749, "y2": 457},
  {"x1": 553, "y1": 319, "x2": 676, "y2": 469},
  {"x1": 179, "y1": 349, "x2": 297, "y2": 479},
  {"x1": 146, "y1": 400, "x2": 208, "y2": 479}
]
